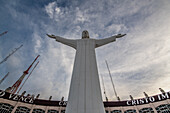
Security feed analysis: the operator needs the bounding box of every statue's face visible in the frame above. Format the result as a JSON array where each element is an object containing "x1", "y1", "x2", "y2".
[{"x1": 82, "y1": 30, "x2": 89, "y2": 39}]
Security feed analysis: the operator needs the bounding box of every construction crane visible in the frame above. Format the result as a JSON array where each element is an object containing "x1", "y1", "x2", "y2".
[
  {"x1": 105, "y1": 60, "x2": 120, "y2": 101},
  {"x1": 0, "y1": 45, "x2": 23, "y2": 65},
  {"x1": 17, "y1": 61, "x2": 39, "y2": 94},
  {"x1": 0, "y1": 31, "x2": 8, "y2": 37},
  {"x1": 5, "y1": 55, "x2": 40, "y2": 94},
  {"x1": 0, "y1": 72, "x2": 9, "y2": 85},
  {"x1": 101, "y1": 74, "x2": 108, "y2": 101}
]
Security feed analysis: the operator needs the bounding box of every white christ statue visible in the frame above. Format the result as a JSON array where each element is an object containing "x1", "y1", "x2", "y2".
[{"x1": 47, "y1": 30, "x2": 126, "y2": 113}]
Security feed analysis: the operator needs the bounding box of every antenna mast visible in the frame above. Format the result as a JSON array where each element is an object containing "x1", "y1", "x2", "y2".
[
  {"x1": 101, "y1": 74, "x2": 108, "y2": 101},
  {"x1": 5, "y1": 55, "x2": 40, "y2": 94},
  {"x1": 105, "y1": 60, "x2": 120, "y2": 101},
  {"x1": 17, "y1": 61, "x2": 39, "y2": 94},
  {"x1": 0, "y1": 72, "x2": 9, "y2": 85},
  {"x1": 0, "y1": 45, "x2": 23, "y2": 65},
  {"x1": 0, "y1": 31, "x2": 8, "y2": 37}
]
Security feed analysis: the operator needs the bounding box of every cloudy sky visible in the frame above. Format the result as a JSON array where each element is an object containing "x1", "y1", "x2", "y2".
[{"x1": 0, "y1": 0, "x2": 170, "y2": 101}]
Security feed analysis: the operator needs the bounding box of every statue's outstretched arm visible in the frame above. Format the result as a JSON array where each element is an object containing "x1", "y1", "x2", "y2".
[
  {"x1": 47, "y1": 34, "x2": 77, "y2": 49},
  {"x1": 95, "y1": 34, "x2": 126, "y2": 48}
]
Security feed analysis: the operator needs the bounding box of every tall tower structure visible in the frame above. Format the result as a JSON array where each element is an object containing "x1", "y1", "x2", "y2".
[
  {"x1": 47, "y1": 31, "x2": 126, "y2": 113},
  {"x1": 6, "y1": 55, "x2": 40, "y2": 94},
  {"x1": 17, "y1": 61, "x2": 39, "y2": 94}
]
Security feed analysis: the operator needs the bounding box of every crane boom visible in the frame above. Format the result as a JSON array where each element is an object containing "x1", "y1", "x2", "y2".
[
  {"x1": 101, "y1": 74, "x2": 108, "y2": 101},
  {"x1": 105, "y1": 60, "x2": 120, "y2": 101},
  {"x1": 0, "y1": 31, "x2": 8, "y2": 37},
  {"x1": 0, "y1": 45, "x2": 23, "y2": 65},
  {"x1": 0, "y1": 72, "x2": 9, "y2": 85}
]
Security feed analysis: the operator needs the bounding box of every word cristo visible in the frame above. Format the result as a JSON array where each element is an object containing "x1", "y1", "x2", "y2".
[{"x1": 126, "y1": 91, "x2": 170, "y2": 106}]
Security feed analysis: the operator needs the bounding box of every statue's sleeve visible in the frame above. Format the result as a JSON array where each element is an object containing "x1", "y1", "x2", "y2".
[
  {"x1": 47, "y1": 34, "x2": 77, "y2": 49},
  {"x1": 52, "y1": 35, "x2": 77, "y2": 49},
  {"x1": 95, "y1": 34, "x2": 126, "y2": 48},
  {"x1": 95, "y1": 36, "x2": 117, "y2": 48}
]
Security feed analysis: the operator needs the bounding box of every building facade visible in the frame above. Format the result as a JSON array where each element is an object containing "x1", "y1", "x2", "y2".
[{"x1": 0, "y1": 90, "x2": 169, "y2": 113}]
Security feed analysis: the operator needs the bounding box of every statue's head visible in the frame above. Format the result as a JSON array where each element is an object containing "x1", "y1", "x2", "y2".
[{"x1": 82, "y1": 30, "x2": 89, "y2": 39}]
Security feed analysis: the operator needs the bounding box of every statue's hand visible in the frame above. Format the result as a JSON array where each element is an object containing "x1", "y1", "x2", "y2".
[
  {"x1": 116, "y1": 34, "x2": 126, "y2": 38},
  {"x1": 46, "y1": 34, "x2": 56, "y2": 39}
]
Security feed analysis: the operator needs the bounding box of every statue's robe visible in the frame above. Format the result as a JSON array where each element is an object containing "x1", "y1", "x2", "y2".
[{"x1": 53, "y1": 36, "x2": 118, "y2": 113}]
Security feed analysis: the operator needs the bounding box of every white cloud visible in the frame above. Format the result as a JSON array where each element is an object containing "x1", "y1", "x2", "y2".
[
  {"x1": 45, "y1": 1, "x2": 57, "y2": 19},
  {"x1": 107, "y1": 24, "x2": 127, "y2": 34},
  {"x1": 32, "y1": 33, "x2": 43, "y2": 54},
  {"x1": 55, "y1": 7, "x2": 61, "y2": 14}
]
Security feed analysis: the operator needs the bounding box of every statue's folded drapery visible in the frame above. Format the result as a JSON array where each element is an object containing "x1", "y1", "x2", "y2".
[{"x1": 47, "y1": 31, "x2": 126, "y2": 113}]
